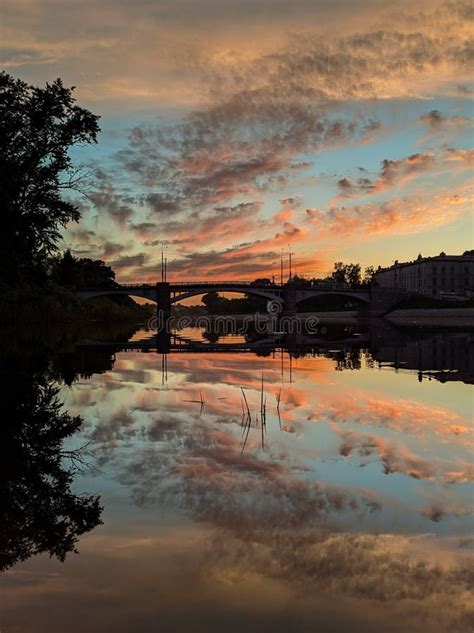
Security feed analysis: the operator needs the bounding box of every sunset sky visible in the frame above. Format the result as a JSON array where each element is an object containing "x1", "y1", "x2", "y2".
[{"x1": 3, "y1": 0, "x2": 473, "y2": 281}]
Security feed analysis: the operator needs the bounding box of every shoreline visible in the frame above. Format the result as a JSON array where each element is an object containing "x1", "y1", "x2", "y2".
[
  {"x1": 184, "y1": 307, "x2": 474, "y2": 324},
  {"x1": 385, "y1": 307, "x2": 474, "y2": 328}
]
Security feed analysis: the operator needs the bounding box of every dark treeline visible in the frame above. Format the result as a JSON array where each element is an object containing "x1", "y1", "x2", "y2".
[{"x1": 51, "y1": 249, "x2": 116, "y2": 288}]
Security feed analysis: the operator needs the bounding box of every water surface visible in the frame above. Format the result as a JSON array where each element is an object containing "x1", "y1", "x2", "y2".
[{"x1": 1, "y1": 322, "x2": 473, "y2": 632}]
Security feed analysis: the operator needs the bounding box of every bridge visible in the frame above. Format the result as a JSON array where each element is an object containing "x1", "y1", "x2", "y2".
[{"x1": 75, "y1": 280, "x2": 409, "y2": 317}]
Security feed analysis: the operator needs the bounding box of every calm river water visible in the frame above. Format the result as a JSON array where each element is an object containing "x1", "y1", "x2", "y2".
[{"x1": 0, "y1": 321, "x2": 473, "y2": 632}]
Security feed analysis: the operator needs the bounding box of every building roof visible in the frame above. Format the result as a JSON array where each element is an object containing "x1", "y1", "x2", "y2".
[{"x1": 375, "y1": 252, "x2": 474, "y2": 274}]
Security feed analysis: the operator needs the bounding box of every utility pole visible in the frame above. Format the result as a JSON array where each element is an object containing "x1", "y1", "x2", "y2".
[
  {"x1": 160, "y1": 242, "x2": 168, "y2": 282},
  {"x1": 288, "y1": 244, "x2": 292, "y2": 281},
  {"x1": 161, "y1": 242, "x2": 164, "y2": 283},
  {"x1": 280, "y1": 249, "x2": 284, "y2": 285}
]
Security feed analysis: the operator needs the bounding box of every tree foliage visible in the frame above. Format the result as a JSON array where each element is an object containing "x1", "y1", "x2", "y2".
[
  {"x1": 0, "y1": 72, "x2": 100, "y2": 281},
  {"x1": 202, "y1": 290, "x2": 267, "y2": 314},
  {"x1": 363, "y1": 265, "x2": 377, "y2": 287},
  {"x1": 331, "y1": 262, "x2": 362, "y2": 286},
  {"x1": 51, "y1": 249, "x2": 116, "y2": 287}
]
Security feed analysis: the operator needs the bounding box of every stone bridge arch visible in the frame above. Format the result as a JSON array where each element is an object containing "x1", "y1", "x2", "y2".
[
  {"x1": 170, "y1": 285, "x2": 284, "y2": 305},
  {"x1": 295, "y1": 289, "x2": 370, "y2": 305}
]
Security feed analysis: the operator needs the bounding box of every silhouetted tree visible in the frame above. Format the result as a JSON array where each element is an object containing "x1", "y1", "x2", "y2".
[
  {"x1": 0, "y1": 72, "x2": 100, "y2": 282},
  {"x1": 250, "y1": 278, "x2": 272, "y2": 285},
  {"x1": 202, "y1": 291, "x2": 225, "y2": 314},
  {"x1": 286, "y1": 274, "x2": 308, "y2": 287},
  {"x1": 51, "y1": 249, "x2": 76, "y2": 285},
  {"x1": 331, "y1": 262, "x2": 347, "y2": 284},
  {"x1": 52, "y1": 347, "x2": 117, "y2": 386},
  {"x1": 331, "y1": 262, "x2": 362, "y2": 287},
  {"x1": 363, "y1": 265, "x2": 377, "y2": 287},
  {"x1": 52, "y1": 250, "x2": 116, "y2": 287},
  {"x1": 346, "y1": 263, "x2": 361, "y2": 287},
  {"x1": 0, "y1": 362, "x2": 102, "y2": 571}
]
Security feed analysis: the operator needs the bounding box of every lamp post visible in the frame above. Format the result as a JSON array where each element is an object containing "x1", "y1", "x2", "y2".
[
  {"x1": 161, "y1": 242, "x2": 164, "y2": 283},
  {"x1": 160, "y1": 241, "x2": 168, "y2": 282}
]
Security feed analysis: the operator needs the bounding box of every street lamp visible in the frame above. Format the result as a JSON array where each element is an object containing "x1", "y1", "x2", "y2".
[{"x1": 160, "y1": 241, "x2": 168, "y2": 282}]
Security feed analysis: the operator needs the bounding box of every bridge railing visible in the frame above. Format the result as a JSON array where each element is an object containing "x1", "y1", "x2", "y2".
[
  {"x1": 75, "y1": 280, "x2": 364, "y2": 290},
  {"x1": 112, "y1": 281, "x2": 283, "y2": 288},
  {"x1": 75, "y1": 283, "x2": 156, "y2": 290},
  {"x1": 75, "y1": 281, "x2": 275, "y2": 289},
  {"x1": 169, "y1": 280, "x2": 277, "y2": 287}
]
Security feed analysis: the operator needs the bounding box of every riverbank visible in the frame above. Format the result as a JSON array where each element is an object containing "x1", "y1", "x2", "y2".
[
  {"x1": 301, "y1": 308, "x2": 474, "y2": 327},
  {"x1": 0, "y1": 282, "x2": 154, "y2": 325},
  {"x1": 386, "y1": 307, "x2": 474, "y2": 327},
  {"x1": 176, "y1": 308, "x2": 474, "y2": 327}
]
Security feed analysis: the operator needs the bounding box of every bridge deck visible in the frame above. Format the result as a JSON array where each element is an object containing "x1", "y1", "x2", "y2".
[{"x1": 75, "y1": 280, "x2": 361, "y2": 291}]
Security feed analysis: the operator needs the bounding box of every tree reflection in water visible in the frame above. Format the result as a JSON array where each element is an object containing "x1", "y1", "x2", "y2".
[{"x1": 0, "y1": 356, "x2": 103, "y2": 571}]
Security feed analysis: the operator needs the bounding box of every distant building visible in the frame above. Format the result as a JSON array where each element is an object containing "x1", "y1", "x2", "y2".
[{"x1": 374, "y1": 251, "x2": 474, "y2": 296}]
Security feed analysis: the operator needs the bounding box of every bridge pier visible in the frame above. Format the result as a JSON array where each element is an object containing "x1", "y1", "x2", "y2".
[
  {"x1": 283, "y1": 285, "x2": 297, "y2": 314},
  {"x1": 156, "y1": 282, "x2": 171, "y2": 330},
  {"x1": 156, "y1": 330, "x2": 171, "y2": 353},
  {"x1": 364, "y1": 288, "x2": 410, "y2": 317}
]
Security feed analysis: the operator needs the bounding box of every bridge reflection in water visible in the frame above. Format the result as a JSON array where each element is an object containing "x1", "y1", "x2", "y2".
[{"x1": 75, "y1": 322, "x2": 474, "y2": 384}]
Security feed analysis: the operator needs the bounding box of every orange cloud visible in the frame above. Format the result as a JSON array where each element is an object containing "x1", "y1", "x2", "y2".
[
  {"x1": 332, "y1": 149, "x2": 474, "y2": 202},
  {"x1": 336, "y1": 429, "x2": 474, "y2": 484},
  {"x1": 306, "y1": 186, "x2": 473, "y2": 241}
]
